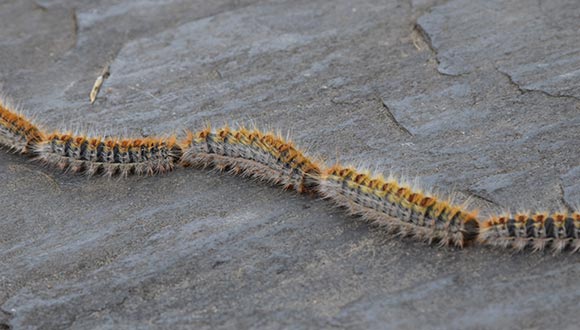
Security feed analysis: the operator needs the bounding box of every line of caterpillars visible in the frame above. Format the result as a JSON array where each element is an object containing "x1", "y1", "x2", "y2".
[{"x1": 1, "y1": 99, "x2": 579, "y2": 253}]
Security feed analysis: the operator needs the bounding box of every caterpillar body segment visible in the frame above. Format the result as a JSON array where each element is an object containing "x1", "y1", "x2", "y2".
[
  {"x1": 34, "y1": 133, "x2": 182, "y2": 176},
  {"x1": 180, "y1": 126, "x2": 321, "y2": 193},
  {"x1": 0, "y1": 99, "x2": 44, "y2": 153},
  {"x1": 318, "y1": 164, "x2": 480, "y2": 247},
  {"x1": 479, "y1": 212, "x2": 580, "y2": 253}
]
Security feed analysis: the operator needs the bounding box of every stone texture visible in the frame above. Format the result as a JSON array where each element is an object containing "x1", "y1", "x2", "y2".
[
  {"x1": 1, "y1": 0, "x2": 579, "y2": 329},
  {"x1": 417, "y1": 0, "x2": 580, "y2": 100}
]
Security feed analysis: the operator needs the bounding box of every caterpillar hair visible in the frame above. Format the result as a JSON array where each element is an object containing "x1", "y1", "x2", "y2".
[
  {"x1": 34, "y1": 132, "x2": 182, "y2": 176},
  {"x1": 0, "y1": 97, "x2": 44, "y2": 153},
  {"x1": 478, "y1": 211, "x2": 580, "y2": 253},
  {"x1": 180, "y1": 126, "x2": 321, "y2": 193},
  {"x1": 318, "y1": 164, "x2": 480, "y2": 247}
]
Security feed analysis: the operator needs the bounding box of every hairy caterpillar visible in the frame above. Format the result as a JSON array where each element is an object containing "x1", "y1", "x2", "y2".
[
  {"x1": 318, "y1": 164, "x2": 480, "y2": 247},
  {"x1": 479, "y1": 212, "x2": 580, "y2": 252},
  {"x1": 0, "y1": 98, "x2": 44, "y2": 153},
  {"x1": 180, "y1": 126, "x2": 321, "y2": 193},
  {"x1": 34, "y1": 133, "x2": 182, "y2": 176}
]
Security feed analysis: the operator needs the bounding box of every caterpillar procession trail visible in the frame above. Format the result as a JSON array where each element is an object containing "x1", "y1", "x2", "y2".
[{"x1": 0, "y1": 95, "x2": 577, "y2": 254}]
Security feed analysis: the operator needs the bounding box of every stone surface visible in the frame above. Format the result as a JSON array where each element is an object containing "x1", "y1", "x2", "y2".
[{"x1": 1, "y1": 0, "x2": 579, "y2": 329}]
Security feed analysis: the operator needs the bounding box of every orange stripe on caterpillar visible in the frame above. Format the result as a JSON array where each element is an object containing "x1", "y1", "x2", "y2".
[
  {"x1": 34, "y1": 133, "x2": 182, "y2": 176},
  {"x1": 318, "y1": 164, "x2": 479, "y2": 247},
  {"x1": 0, "y1": 98, "x2": 44, "y2": 153},
  {"x1": 478, "y1": 211, "x2": 580, "y2": 253},
  {"x1": 179, "y1": 126, "x2": 321, "y2": 193}
]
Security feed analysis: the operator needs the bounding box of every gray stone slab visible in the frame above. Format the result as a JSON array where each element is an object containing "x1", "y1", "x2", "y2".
[
  {"x1": 417, "y1": 0, "x2": 580, "y2": 98},
  {"x1": 1, "y1": 0, "x2": 580, "y2": 329}
]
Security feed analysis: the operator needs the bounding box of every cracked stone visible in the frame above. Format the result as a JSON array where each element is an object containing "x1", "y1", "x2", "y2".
[{"x1": 417, "y1": 0, "x2": 580, "y2": 99}]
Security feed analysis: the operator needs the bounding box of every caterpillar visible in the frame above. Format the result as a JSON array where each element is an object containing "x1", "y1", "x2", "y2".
[
  {"x1": 0, "y1": 98, "x2": 44, "y2": 153},
  {"x1": 318, "y1": 164, "x2": 480, "y2": 247},
  {"x1": 180, "y1": 126, "x2": 321, "y2": 193},
  {"x1": 33, "y1": 133, "x2": 182, "y2": 176},
  {"x1": 1, "y1": 93, "x2": 578, "y2": 253},
  {"x1": 478, "y1": 211, "x2": 580, "y2": 252}
]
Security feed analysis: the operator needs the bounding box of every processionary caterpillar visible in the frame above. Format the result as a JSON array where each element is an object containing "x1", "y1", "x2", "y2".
[
  {"x1": 34, "y1": 133, "x2": 181, "y2": 176},
  {"x1": 180, "y1": 126, "x2": 321, "y2": 193},
  {"x1": 0, "y1": 98, "x2": 44, "y2": 153},
  {"x1": 479, "y1": 212, "x2": 580, "y2": 253},
  {"x1": 0, "y1": 95, "x2": 577, "y2": 253},
  {"x1": 318, "y1": 165, "x2": 479, "y2": 247}
]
